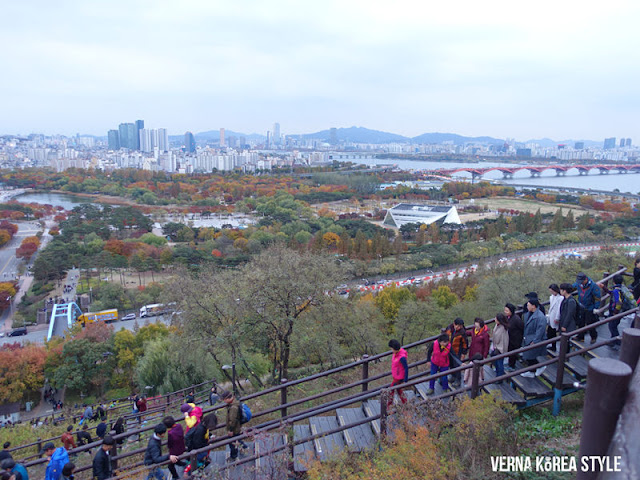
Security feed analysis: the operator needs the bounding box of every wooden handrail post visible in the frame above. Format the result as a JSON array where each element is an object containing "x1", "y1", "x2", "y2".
[
  {"x1": 36, "y1": 438, "x2": 42, "y2": 458},
  {"x1": 380, "y1": 389, "x2": 388, "y2": 443},
  {"x1": 619, "y1": 328, "x2": 640, "y2": 372},
  {"x1": 470, "y1": 360, "x2": 481, "y2": 399},
  {"x1": 280, "y1": 379, "x2": 288, "y2": 418},
  {"x1": 361, "y1": 355, "x2": 370, "y2": 393},
  {"x1": 553, "y1": 333, "x2": 571, "y2": 416},
  {"x1": 190, "y1": 452, "x2": 198, "y2": 472},
  {"x1": 577, "y1": 358, "x2": 632, "y2": 480}
]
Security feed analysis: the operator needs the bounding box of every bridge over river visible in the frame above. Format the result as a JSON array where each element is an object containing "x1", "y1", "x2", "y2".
[{"x1": 431, "y1": 164, "x2": 640, "y2": 180}]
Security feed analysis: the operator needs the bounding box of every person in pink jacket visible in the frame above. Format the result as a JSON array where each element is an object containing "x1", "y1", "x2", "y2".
[
  {"x1": 387, "y1": 339, "x2": 408, "y2": 409},
  {"x1": 427, "y1": 334, "x2": 451, "y2": 395}
]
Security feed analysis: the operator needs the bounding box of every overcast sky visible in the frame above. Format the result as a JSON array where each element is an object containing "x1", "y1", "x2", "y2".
[{"x1": 2, "y1": 0, "x2": 639, "y2": 141}]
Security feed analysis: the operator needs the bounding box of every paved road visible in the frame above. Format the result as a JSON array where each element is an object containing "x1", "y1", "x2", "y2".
[
  {"x1": 0, "y1": 314, "x2": 172, "y2": 345},
  {"x1": 0, "y1": 221, "x2": 44, "y2": 335}
]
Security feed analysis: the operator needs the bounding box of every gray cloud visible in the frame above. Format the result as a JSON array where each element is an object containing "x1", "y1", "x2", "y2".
[{"x1": 1, "y1": 0, "x2": 639, "y2": 141}]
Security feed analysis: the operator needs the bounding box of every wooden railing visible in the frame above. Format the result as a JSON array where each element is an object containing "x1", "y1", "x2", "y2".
[{"x1": 4, "y1": 266, "x2": 631, "y2": 478}]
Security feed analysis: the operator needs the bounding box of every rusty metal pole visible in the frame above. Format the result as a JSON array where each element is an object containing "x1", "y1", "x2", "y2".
[
  {"x1": 619, "y1": 328, "x2": 640, "y2": 372},
  {"x1": 470, "y1": 360, "x2": 481, "y2": 399},
  {"x1": 577, "y1": 358, "x2": 632, "y2": 480},
  {"x1": 553, "y1": 333, "x2": 571, "y2": 416},
  {"x1": 380, "y1": 389, "x2": 388, "y2": 442},
  {"x1": 361, "y1": 355, "x2": 370, "y2": 393},
  {"x1": 280, "y1": 379, "x2": 288, "y2": 418}
]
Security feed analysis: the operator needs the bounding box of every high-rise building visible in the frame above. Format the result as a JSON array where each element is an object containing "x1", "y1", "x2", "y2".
[
  {"x1": 157, "y1": 128, "x2": 169, "y2": 152},
  {"x1": 266, "y1": 131, "x2": 271, "y2": 149},
  {"x1": 273, "y1": 123, "x2": 281, "y2": 145},
  {"x1": 574, "y1": 141, "x2": 584, "y2": 150},
  {"x1": 126, "y1": 123, "x2": 138, "y2": 150},
  {"x1": 604, "y1": 137, "x2": 616, "y2": 150},
  {"x1": 220, "y1": 128, "x2": 225, "y2": 147},
  {"x1": 626, "y1": 138, "x2": 632, "y2": 147},
  {"x1": 185, "y1": 131, "x2": 196, "y2": 153},
  {"x1": 620, "y1": 138, "x2": 626, "y2": 148},
  {"x1": 134, "y1": 120, "x2": 144, "y2": 150},
  {"x1": 330, "y1": 128, "x2": 338, "y2": 145},
  {"x1": 118, "y1": 123, "x2": 130, "y2": 149},
  {"x1": 139, "y1": 129, "x2": 154, "y2": 152},
  {"x1": 108, "y1": 130, "x2": 120, "y2": 150}
]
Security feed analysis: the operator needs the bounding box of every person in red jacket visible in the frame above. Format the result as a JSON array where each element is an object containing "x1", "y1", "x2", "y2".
[
  {"x1": 387, "y1": 339, "x2": 408, "y2": 409},
  {"x1": 467, "y1": 318, "x2": 490, "y2": 359},
  {"x1": 427, "y1": 334, "x2": 451, "y2": 395}
]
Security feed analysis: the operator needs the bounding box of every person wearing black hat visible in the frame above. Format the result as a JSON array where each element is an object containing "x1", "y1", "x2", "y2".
[
  {"x1": 144, "y1": 424, "x2": 179, "y2": 479},
  {"x1": 42, "y1": 442, "x2": 69, "y2": 480},
  {"x1": 92, "y1": 436, "x2": 114, "y2": 480},
  {"x1": 573, "y1": 272, "x2": 601, "y2": 343},
  {"x1": 524, "y1": 292, "x2": 546, "y2": 315}
]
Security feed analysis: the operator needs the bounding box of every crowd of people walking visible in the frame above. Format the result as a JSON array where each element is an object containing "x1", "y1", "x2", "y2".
[{"x1": 387, "y1": 268, "x2": 638, "y2": 399}]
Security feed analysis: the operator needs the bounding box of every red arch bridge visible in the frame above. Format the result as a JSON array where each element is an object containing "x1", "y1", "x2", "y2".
[{"x1": 431, "y1": 164, "x2": 640, "y2": 180}]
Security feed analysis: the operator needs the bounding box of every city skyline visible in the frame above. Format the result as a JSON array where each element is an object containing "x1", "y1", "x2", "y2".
[{"x1": 2, "y1": 1, "x2": 639, "y2": 140}]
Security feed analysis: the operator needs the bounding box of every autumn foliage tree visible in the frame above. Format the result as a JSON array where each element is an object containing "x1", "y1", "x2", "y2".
[
  {"x1": 16, "y1": 236, "x2": 40, "y2": 260},
  {"x1": 0, "y1": 343, "x2": 47, "y2": 403}
]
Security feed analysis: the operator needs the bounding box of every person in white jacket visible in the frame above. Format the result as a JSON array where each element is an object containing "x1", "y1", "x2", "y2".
[{"x1": 547, "y1": 284, "x2": 562, "y2": 347}]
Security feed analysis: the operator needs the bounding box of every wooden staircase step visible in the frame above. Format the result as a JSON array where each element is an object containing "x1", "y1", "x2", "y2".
[
  {"x1": 363, "y1": 399, "x2": 381, "y2": 436},
  {"x1": 255, "y1": 434, "x2": 288, "y2": 480},
  {"x1": 293, "y1": 424, "x2": 315, "y2": 472},
  {"x1": 535, "y1": 357, "x2": 577, "y2": 389},
  {"x1": 309, "y1": 416, "x2": 346, "y2": 462},
  {"x1": 336, "y1": 408, "x2": 376, "y2": 452},
  {"x1": 482, "y1": 365, "x2": 527, "y2": 406}
]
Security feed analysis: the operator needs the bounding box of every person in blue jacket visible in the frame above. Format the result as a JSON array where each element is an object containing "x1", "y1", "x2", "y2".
[
  {"x1": 573, "y1": 272, "x2": 601, "y2": 343},
  {"x1": 42, "y1": 442, "x2": 69, "y2": 480},
  {"x1": 1, "y1": 458, "x2": 29, "y2": 480}
]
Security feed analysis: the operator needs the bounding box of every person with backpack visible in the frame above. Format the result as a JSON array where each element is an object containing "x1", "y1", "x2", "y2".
[
  {"x1": 573, "y1": 272, "x2": 601, "y2": 343},
  {"x1": 444, "y1": 318, "x2": 468, "y2": 388},
  {"x1": 558, "y1": 283, "x2": 578, "y2": 335},
  {"x1": 600, "y1": 274, "x2": 635, "y2": 350},
  {"x1": 427, "y1": 334, "x2": 451, "y2": 395},
  {"x1": 220, "y1": 391, "x2": 248, "y2": 462},
  {"x1": 180, "y1": 403, "x2": 203, "y2": 432}
]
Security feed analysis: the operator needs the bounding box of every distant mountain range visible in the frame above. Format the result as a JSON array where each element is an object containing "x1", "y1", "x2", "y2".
[{"x1": 167, "y1": 125, "x2": 604, "y2": 147}]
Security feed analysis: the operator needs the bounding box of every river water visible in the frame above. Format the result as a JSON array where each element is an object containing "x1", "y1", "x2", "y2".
[
  {"x1": 350, "y1": 157, "x2": 640, "y2": 194},
  {"x1": 15, "y1": 192, "x2": 96, "y2": 210}
]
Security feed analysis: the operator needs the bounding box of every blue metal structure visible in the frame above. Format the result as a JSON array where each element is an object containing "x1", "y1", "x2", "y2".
[{"x1": 47, "y1": 302, "x2": 83, "y2": 341}]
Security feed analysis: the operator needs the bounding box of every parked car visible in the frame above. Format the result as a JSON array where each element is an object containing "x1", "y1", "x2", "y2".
[
  {"x1": 8, "y1": 327, "x2": 27, "y2": 337},
  {"x1": 121, "y1": 313, "x2": 136, "y2": 321},
  {"x1": 563, "y1": 252, "x2": 582, "y2": 259}
]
